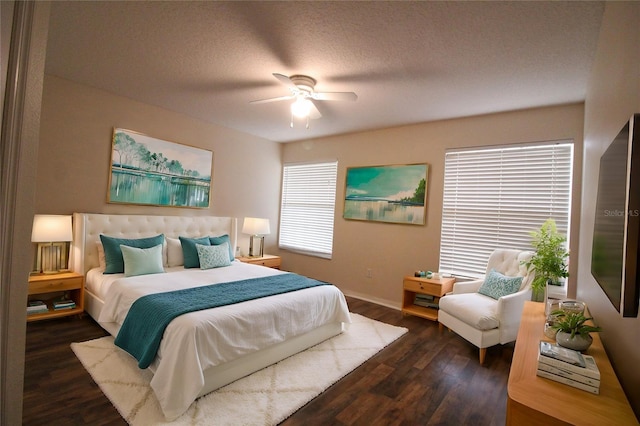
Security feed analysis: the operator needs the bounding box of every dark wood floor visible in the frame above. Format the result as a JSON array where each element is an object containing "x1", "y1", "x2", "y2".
[{"x1": 23, "y1": 296, "x2": 514, "y2": 425}]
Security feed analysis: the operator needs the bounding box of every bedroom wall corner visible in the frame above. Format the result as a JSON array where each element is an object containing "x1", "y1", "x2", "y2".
[{"x1": 37, "y1": 76, "x2": 283, "y2": 256}]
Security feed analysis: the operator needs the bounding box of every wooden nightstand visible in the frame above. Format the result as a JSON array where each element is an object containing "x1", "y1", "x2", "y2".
[
  {"x1": 27, "y1": 271, "x2": 84, "y2": 322},
  {"x1": 237, "y1": 254, "x2": 281, "y2": 269},
  {"x1": 402, "y1": 275, "x2": 455, "y2": 321}
]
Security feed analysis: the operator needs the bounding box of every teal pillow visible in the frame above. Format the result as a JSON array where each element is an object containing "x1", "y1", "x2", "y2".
[
  {"x1": 179, "y1": 236, "x2": 211, "y2": 268},
  {"x1": 196, "y1": 242, "x2": 232, "y2": 269},
  {"x1": 209, "y1": 234, "x2": 234, "y2": 261},
  {"x1": 100, "y1": 234, "x2": 165, "y2": 274},
  {"x1": 120, "y1": 244, "x2": 164, "y2": 277},
  {"x1": 478, "y1": 269, "x2": 523, "y2": 300}
]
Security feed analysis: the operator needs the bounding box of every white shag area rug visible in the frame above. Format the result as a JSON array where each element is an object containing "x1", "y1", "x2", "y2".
[{"x1": 71, "y1": 313, "x2": 407, "y2": 425}]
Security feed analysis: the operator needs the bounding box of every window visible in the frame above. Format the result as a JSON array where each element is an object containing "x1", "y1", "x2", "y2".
[
  {"x1": 439, "y1": 142, "x2": 573, "y2": 278},
  {"x1": 279, "y1": 161, "x2": 338, "y2": 259}
]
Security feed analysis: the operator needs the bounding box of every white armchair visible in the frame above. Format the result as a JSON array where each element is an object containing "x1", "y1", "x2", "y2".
[{"x1": 438, "y1": 249, "x2": 534, "y2": 364}]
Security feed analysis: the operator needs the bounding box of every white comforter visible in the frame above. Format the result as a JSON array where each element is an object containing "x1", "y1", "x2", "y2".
[{"x1": 97, "y1": 261, "x2": 351, "y2": 420}]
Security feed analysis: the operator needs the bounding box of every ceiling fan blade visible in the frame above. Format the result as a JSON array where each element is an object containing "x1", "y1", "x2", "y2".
[
  {"x1": 249, "y1": 95, "x2": 295, "y2": 104},
  {"x1": 272, "y1": 73, "x2": 297, "y2": 89},
  {"x1": 308, "y1": 101, "x2": 322, "y2": 119},
  {"x1": 312, "y1": 91, "x2": 358, "y2": 102}
]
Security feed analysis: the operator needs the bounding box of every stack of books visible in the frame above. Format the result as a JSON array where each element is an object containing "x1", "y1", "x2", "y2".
[
  {"x1": 27, "y1": 300, "x2": 48, "y2": 315},
  {"x1": 537, "y1": 341, "x2": 600, "y2": 394},
  {"x1": 52, "y1": 299, "x2": 76, "y2": 310},
  {"x1": 414, "y1": 293, "x2": 439, "y2": 309}
]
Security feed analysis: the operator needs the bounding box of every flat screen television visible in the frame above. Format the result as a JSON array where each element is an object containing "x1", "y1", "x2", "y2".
[{"x1": 591, "y1": 113, "x2": 640, "y2": 317}]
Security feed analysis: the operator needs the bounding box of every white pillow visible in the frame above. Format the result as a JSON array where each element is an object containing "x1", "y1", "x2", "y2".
[
  {"x1": 96, "y1": 241, "x2": 106, "y2": 271},
  {"x1": 162, "y1": 239, "x2": 168, "y2": 267},
  {"x1": 166, "y1": 237, "x2": 184, "y2": 267},
  {"x1": 120, "y1": 244, "x2": 164, "y2": 277}
]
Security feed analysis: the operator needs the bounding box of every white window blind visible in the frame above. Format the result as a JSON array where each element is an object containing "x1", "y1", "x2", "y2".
[
  {"x1": 439, "y1": 142, "x2": 573, "y2": 278},
  {"x1": 279, "y1": 161, "x2": 338, "y2": 259}
]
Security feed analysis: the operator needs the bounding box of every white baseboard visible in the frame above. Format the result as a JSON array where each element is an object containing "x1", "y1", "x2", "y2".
[{"x1": 341, "y1": 290, "x2": 401, "y2": 311}]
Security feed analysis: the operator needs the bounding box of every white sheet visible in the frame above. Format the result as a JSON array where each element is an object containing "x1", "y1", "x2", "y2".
[{"x1": 97, "y1": 261, "x2": 351, "y2": 420}]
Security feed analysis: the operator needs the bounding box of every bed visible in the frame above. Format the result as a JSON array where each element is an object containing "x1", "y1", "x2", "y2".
[{"x1": 70, "y1": 213, "x2": 351, "y2": 420}]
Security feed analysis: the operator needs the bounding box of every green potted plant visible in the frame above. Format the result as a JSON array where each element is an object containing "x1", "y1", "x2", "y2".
[
  {"x1": 524, "y1": 218, "x2": 569, "y2": 301},
  {"x1": 550, "y1": 310, "x2": 601, "y2": 351}
]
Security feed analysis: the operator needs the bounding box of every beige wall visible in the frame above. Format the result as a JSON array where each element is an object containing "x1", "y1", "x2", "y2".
[
  {"x1": 38, "y1": 75, "x2": 282, "y2": 255},
  {"x1": 39, "y1": 77, "x2": 586, "y2": 310},
  {"x1": 579, "y1": 2, "x2": 640, "y2": 416},
  {"x1": 282, "y1": 104, "x2": 584, "y2": 308}
]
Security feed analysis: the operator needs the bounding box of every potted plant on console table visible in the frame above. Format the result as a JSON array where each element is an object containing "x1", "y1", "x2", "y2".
[
  {"x1": 524, "y1": 218, "x2": 569, "y2": 302},
  {"x1": 550, "y1": 310, "x2": 601, "y2": 351}
]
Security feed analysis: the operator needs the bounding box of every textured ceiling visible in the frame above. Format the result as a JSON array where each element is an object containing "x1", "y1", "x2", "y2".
[{"x1": 45, "y1": 1, "x2": 604, "y2": 143}]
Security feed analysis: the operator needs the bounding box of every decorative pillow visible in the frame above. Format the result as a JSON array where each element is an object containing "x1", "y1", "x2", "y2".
[
  {"x1": 96, "y1": 241, "x2": 106, "y2": 270},
  {"x1": 478, "y1": 269, "x2": 524, "y2": 300},
  {"x1": 179, "y1": 236, "x2": 211, "y2": 268},
  {"x1": 166, "y1": 237, "x2": 184, "y2": 267},
  {"x1": 196, "y1": 242, "x2": 232, "y2": 270},
  {"x1": 120, "y1": 244, "x2": 165, "y2": 277},
  {"x1": 209, "y1": 234, "x2": 234, "y2": 261},
  {"x1": 161, "y1": 240, "x2": 169, "y2": 267},
  {"x1": 99, "y1": 234, "x2": 165, "y2": 274}
]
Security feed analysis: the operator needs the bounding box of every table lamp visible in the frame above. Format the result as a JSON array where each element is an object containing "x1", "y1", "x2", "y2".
[
  {"x1": 242, "y1": 217, "x2": 270, "y2": 257},
  {"x1": 31, "y1": 214, "x2": 73, "y2": 273}
]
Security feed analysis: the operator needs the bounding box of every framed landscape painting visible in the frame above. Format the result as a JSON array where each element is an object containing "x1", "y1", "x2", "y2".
[
  {"x1": 344, "y1": 163, "x2": 428, "y2": 225},
  {"x1": 108, "y1": 128, "x2": 213, "y2": 208}
]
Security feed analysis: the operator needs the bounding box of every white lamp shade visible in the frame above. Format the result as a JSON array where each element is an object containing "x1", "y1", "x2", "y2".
[
  {"x1": 242, "y1": 217, "x2": 270, "y2": 236},
  {"x1": 31, "y1": 215, "x2": 73, "y2": 242}
]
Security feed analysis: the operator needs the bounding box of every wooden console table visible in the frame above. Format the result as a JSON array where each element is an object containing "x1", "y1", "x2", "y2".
[{"x1": 506, "y1": 301, "x2": 638, "y2": 425}]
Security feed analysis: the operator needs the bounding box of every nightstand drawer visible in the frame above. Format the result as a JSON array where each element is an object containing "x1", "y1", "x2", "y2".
[
  {"x1": 238, "y1": 255, "x2": 281, "y2": 269},
  {"x1": 254, "y1": 258, "x2": 281, "y2": 268},
  {"x1": 403, "y1": 279, "x2": 442, "y2": 295},
  {"x1": 28, "y1": 276, "x2": 83, "y2": 294}
]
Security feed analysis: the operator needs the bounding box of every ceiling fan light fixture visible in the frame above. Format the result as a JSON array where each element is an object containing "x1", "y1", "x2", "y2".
[
  {"x1": 291, "y1": 96, "x2": 312, "y2": 118},
  {"x1": 251, "y1": 73, "x2": 355, "y2": 129}
]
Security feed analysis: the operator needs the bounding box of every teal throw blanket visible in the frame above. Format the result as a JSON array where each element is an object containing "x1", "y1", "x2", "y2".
[{"x1": 114, "y1": 273, "x2": 330, "y2": 368}]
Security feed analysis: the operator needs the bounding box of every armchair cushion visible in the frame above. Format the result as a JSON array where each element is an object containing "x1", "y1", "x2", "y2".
[
  {"x1": 477, "y1": 269, "x2": 523, "y2": 300},
  {"x1": 438, "y1": 293, "x2": 499, "y2": 330}
]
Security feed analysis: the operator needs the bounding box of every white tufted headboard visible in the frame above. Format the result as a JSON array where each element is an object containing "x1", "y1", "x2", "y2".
[{"x1": 71, "y1": 213, "x2": 238, "y2": 275}]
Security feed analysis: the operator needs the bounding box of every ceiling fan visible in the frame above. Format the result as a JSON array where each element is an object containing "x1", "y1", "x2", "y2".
[{"x1": 250, "y1": 73, "x2": 357, "y2": 128}]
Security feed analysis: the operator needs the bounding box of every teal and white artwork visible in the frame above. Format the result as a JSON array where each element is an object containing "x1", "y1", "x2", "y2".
[
  {"x1": 108, "y1": 128, "x2": 213, "y2": 208},
  {"x1": 344, "y1": 163, "x2": 428, "y2": 224}
]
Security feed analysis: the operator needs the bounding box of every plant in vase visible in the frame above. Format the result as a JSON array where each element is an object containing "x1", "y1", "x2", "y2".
[
  {"x1": 550, "y1": 310, "x2": 601, "y2": 352},
  {"x1": 524, "y1": 218, "x2": 569, "y2": 302}
]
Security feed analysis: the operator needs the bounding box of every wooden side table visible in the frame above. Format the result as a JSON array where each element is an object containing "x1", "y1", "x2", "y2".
[
  {"x1": 237, "y1": 254, "x2": 281, "y2": 269},
  {"x1": 506, "y1": 301, "x2": 637, "y2": 425},
  {"x1": 27, "y1": 271, "x2": 84, "y2": 322},
  {"x1": 402, "y1": 275, "x2": 455, "y2": 321}
]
